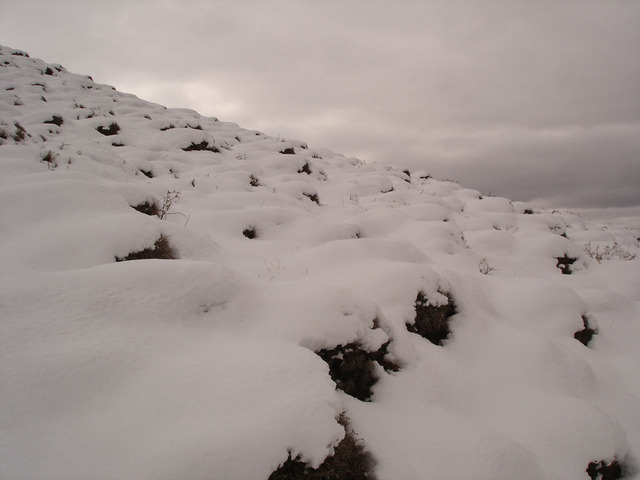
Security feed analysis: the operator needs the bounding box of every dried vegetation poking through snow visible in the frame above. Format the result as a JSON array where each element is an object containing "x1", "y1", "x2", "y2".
[{"x1": 1, "y1": 45, "x2": 639, "y2": 480}]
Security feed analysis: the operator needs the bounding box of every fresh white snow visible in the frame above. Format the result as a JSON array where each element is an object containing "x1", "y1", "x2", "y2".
[{"x1": 1, "y1": 45, "x2": 639, "y2": 480}]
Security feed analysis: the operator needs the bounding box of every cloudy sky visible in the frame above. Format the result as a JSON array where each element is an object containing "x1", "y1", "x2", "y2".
[{"x1": 3, "y1": 0, "x2": 639, "y2": 220}]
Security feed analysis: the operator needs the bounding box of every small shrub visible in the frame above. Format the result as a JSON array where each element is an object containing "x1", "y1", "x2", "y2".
[
  {"x1": 407, "y1": 291, "x2": 456, "y2": 346},
  {"x1": 115, "y1": 234, "x2": 176, "y2": 261},
  {"x1": 44, "y1": 67, "x2": 54, "y2": 76},
  {"x1": 12, "y1": 122, "x2": 27, "y2": 142},
  {"x1": 555, "y1": 254, "x2": 577, "y2": 275},
  {"x1": 584, "y1": 242, "x2": 637, "y2": 263},
  {"x1": 44, "y1": 115, "x2": 63, "y2": 127},
  {"x1": 96, "y1": 122, "x2": 120, "y2": 136},
  {"x1": 523, "y1": 208, "x2": 534, "y2": 215},
  {"x1": 280, "y1": 147, "x2": 296, "y2": 155},
  {"x1": 478, "y1": 258, "x2": 496, "y2": 275},
  {"x1": 298, "y1": 162, "x2": 312, "y2": 175},
  {"x1": 158, "y1": 190, "x2": 181, "y2": 220},
  {"x1": 269, "y1": 414, "x2": 376, "y2": 480},
  {"x1": 41, "y1": 150, "x2": 58, "y2": 170},
  {"x1": 574, "y1": 315, "x2": 597, "y2": 347},
  {"x1": 249, "y1": 174, "x2": 261, "y2": 187},
  {"x1": 182, "y1": 141, "x2": 220, "y2": 153}
]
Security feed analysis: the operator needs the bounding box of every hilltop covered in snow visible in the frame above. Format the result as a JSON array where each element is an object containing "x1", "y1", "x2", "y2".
[{"x1": 1, "y1": 45, "x2": 639, "y2": 480}]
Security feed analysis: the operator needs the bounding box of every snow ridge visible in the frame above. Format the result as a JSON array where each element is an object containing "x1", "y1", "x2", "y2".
[{"x1": 1, "y1": 45, "x2": 639, "y2": 480}]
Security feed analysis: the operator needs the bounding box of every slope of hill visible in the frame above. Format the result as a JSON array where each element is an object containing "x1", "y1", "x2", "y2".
[{"x1": 1, "y1": 45, "x2": 639, "y2": 480}]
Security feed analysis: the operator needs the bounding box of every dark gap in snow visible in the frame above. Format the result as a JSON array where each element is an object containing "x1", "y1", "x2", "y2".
[
  {"x1": 407, "y1": 291, "x2": 456, "y2": 346},
  {"x1": 243, "y1": 226, "x2": 257, "y2": 239},
  {"x1": 586, "y1": 458, "x2": 626, "y2": 480},
  {"x1": 138, "y1": 169, "x2": 154, "y2": 178},
  {"x1": 115, "y1": 235, "x2": 176, "y2": 261},
  {"x1": 131, "y1": 201, "x2": 159, "y2": 217},
  {"x1": 160, "y1": 124, "x2": 175, "y2": 131},
  {"x1": 316, "y1": 337, "x2": 396, "y2": 401},
  {"x1": 574, "y1": 315, "x2": 598, "y2": 347},
  {"x1": 96, "y1": 122, "x2": 120, "y2": 136},
  {"x1": 44, "y1": 115, "x2": 63, "y2": 126},
  {"x1": 298, "y1": 162, "x2": 312, "y2": 175},
  {"x1": 555, "y1": 254, "x2": 577, "y2": 275},
  {"x1": 303, "y1": 192, "x2": 320, "y2": 205},
  {"x1": 269, "y1": 413, "x2": 376, "y2": 480},
  {"x1": 280, "y1": 147, "x2": 296, "y2": 155},
  {"x1": 182, "y1": 141, "x2": 220, "y2": 153},
  {"x1": 523, "y1": 208, "x2": 534, "y2": 215}
]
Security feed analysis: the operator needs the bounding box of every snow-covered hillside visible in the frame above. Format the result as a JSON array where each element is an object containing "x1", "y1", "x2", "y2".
[{"x1": 1, "y1": 45, "x2": 639, "y2": 480}]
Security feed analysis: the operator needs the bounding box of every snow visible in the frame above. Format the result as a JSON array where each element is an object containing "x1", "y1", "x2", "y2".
[{"x1": 1, "y1": 45, "x2": 639, "y2": 479}]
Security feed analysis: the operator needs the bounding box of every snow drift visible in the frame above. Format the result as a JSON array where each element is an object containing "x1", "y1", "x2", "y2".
[{"x1": 1, "y1": 45, "x2": 639, "y2": 480}]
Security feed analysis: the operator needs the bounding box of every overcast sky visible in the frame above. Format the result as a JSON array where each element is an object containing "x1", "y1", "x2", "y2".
[{"x1": 2, "y1": 0, "x2": 639, "y2": 220}]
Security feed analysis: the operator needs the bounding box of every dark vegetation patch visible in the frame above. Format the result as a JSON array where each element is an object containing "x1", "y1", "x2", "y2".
[
  {"x1": 574, "y1": 315, "x2": 598, "y2": 347},
  {"x1": 269, "y1": 414, "x2": 376, "y2": 480},
  {"x1": 523, "y1": 208, "x2": 534, "y2": 215},
  {"x1": 303, "y1": 192, "x2": 320, "y2": 205},
  {"x1": 131, "y1": 201, "x2": 159, "y2": 217},
  {"x1": 406, "y1": 291, "x2": 456, "y2": 346},
  {"x1": 280, "y1": 147, "x2": 296, "y2": 155},
  {"x1": 44, "y1": 115, "x2": 63, "y2": 127},
  {"x1": 139, "y1": 169, "x2": 154, "y2": 178},
  {"x1": 298, "y1": 162, "x2": 312, "y2": 175},
  {"x1": 185, "y1": 124, "x2": 202, "y2": 130},
  {"x1": 44, "y1": 67, "x2": 54, "y2": 76},
  {"x1": 12, "y1": 121, "x2": 27, "y2": 142},
  {"x1": 112, "y1": 142, "x2": 125, "y2": 147},
  {"x1": 243, "y1": 226, "x2": 257, "y2": 239},
  {"x1": 160, "y1": 124, "x2": 175, "y2": 131},
  {"x1": 96, "y1": 122, "x2": 120, "y2": 136},
  {"x1": 249, "y1": 174, "x2": 261, "y2": 187},
  {"x1": 556, "y1": 254, "x2": 577, "y2": 275},
  {"x1": 586, "y1": 458, "x2": 625, "y2": 480},
  {"x1": 182, "y1": 141, "x2": 220, "y2": 153},
  {"x1": 41, "y1": 150, "x2": 58, "y2": 169},
  {"x1": 316, "y1": 339, "x2": 396, "y2": 402},
  {"x1": 115, "y1": 235, "x2": 176, "y2": 261}
]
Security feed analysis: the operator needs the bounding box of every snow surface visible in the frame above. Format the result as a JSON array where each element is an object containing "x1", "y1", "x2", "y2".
[{"x1": 1, "y1": 45, "x2": 639, "y2": 480}]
